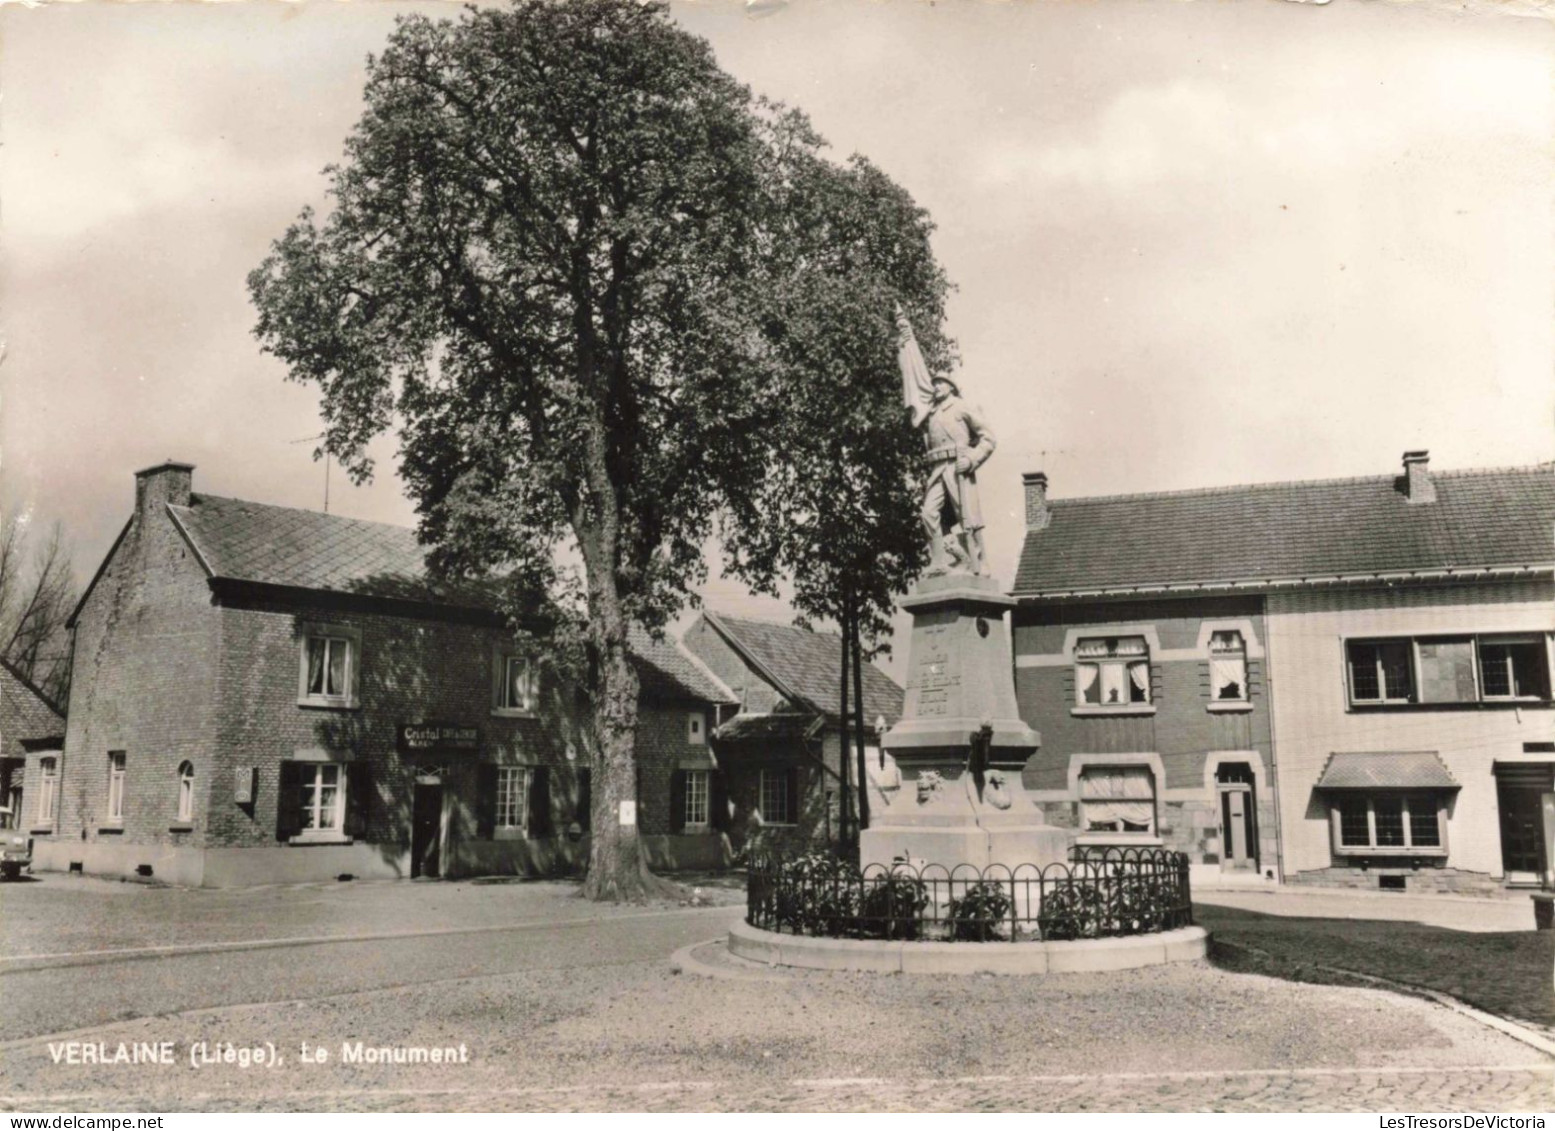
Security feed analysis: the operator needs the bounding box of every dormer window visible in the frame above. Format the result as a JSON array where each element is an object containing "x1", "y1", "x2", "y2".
[{"x1": 1076, "y1": 637, "x2": 1150, "y2": 706}]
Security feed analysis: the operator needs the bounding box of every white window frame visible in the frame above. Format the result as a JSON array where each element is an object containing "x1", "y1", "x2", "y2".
[
  {"x1": 1208, "y1": 630, "x2": 1249, "y2": 703},
  {"x1": 758, "y1": 768, "x2": 794, "y2": 826},
  {"x1": 1074, "y1": 636, "x2": 1151, "y2": 710},
  {"x1": 495, "y1": 766, "x2": 530, "y2": 832},
  {"x1": 1330, "y1": 792, "x2": 1447, "y2": 856},
  {"x1": 493, "y1": 655, "x2": 539, "y2": 717},
  {"x1": 176, "y1": 761, "x2": 195, "y2": 823},
  {"x1": 1477, "y1": 634, "x2": 1551, "y2": 702},
  {"x1": 106, "y1": 751, "x2": 126, "y2": 824},
  {"x1": 1076, "y1": 765, "x2": 1157, "y2": 839},
  {"x1": 36, "y1": 757, "x2": 57, "y2": 826},
  {"x1": 684, "y1": 768, "x2": 710, "y2": 829},
  {"x1": 1344, "y1": 632, "x2": 1554, "y2": 708},
  {"x1": 298, "y1": 626, "x2": 359, "y2": 709},
  {"x1": 294, "y1": 763, "x2": 345, "y2": 840}
]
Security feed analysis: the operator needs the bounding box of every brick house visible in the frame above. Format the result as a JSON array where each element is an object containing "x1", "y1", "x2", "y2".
[
  {"x1": 1010, "y1": 452, "x2": 1555, "y2": 894},
  {"x1": 682, "y1": 611, "x2": 904, "y2": 853},
  {"x1": 35, "y1": 461, "x2": 735, "y2": 886},
  {"x1": 1, "y1": 657, "x2": 66, "y2": 832}
]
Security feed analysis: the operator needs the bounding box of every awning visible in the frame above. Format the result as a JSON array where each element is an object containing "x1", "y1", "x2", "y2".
[
  {"x1": 1315, "y1": 751, "x2": 1459, "y2": 791},
  {"x1": 713, "y1": 712, "x2": 816, "y2": 743}
]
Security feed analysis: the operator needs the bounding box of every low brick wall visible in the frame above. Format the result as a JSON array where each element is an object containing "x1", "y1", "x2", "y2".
[{"x1": 1289, "y1": 865, "x2": 1505, "y2": 897}]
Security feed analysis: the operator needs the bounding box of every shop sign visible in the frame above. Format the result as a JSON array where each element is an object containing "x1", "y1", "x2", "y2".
[{"x1": 396, "y1": 723, "x2": 480, "y2": 755}]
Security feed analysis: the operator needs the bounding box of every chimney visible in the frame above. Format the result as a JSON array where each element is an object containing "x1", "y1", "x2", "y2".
[
  {"x1": 1402, "y1": 450, "x2": 1435, "y2": 505},
  {"x1": 1022, "y1": 471, "x2": 1051, "y2": 530},
  {"x1": 134, "y1": 460, "x2": 195, "y2": 518}
]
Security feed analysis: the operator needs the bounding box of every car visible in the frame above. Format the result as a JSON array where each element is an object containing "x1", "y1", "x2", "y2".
[{"x1": 1, "y1": 833, "x2": 31, "y2": 881}]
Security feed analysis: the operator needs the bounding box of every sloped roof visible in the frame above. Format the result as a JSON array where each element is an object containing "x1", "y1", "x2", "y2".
[
  {"x1": 161, "y1": 494, "x2": 730, "y2": 706},
  {"x1": 714, "y1": 712, "x2": 815, "y2": 743},
  {"x1": 702, "y1": 612, "x2": 904, "y2": 726},
  {"x1": 168, "y1": 495, "x2": 493, "y2": 606},
  {"x1": 628, "y1": 626, "x2": 738, "y2": 706},
  {"x1": 1315, "y1": 751, "x2": 1459, "y2": 791},
  {"x1": 1013, "y1": 464, "x2": 1555, "y2": 597},
  {"x1": 0, "y1": 657, "x2": 65, "y2": 755}
]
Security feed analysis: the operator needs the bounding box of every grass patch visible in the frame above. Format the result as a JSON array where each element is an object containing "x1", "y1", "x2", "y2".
[{"x1": 1197, "y1": 905, "x2": 1555, "y2": 1029}]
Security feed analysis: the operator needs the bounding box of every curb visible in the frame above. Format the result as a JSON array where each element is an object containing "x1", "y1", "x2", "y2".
[
  {"x1": 669, "y1": 937, "x2": 790, "y2": 982},
  {"x1": 1210, "y1": 937, "x2": 1555, "y2": 1060}
]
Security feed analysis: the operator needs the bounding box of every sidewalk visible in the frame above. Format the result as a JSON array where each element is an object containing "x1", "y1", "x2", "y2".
[{"x1": 1195, "y1": 885, "x2": 1538, "y2": 933}]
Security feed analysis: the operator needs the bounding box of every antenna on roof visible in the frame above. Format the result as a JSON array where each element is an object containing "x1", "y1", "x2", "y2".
[{"x1": 290, "y1": 433, "x2": 331, "y2": 514}]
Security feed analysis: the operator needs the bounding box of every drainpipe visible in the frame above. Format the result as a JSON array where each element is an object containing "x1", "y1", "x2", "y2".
[{"x1": 1263, "y1": 601, "x2": 1288, "y2": 885}]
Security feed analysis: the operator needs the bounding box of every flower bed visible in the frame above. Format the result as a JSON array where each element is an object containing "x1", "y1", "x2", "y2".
[{"x1": 746, "y1": 846, "x2": 1193, "y2": 943}]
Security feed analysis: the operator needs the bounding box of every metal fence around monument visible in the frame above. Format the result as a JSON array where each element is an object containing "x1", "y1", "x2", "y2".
[{"x1": 745, "y1": 846, "x2": 1193, "y2": 943}]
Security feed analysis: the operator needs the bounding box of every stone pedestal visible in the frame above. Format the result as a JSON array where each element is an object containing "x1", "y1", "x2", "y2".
[{"x1": 862, "y1": 573, "x2": 1068, "y2": 874}]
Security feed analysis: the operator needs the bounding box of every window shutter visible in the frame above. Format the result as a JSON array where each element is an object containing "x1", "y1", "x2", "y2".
[
  {"x1": 275, "y1": 762, "x2": 302, "y2": 842},
  {"x1": 576, "y1": 767, "x2": 592, "y2": 832},
  {"x1": 784, "y1": 765, "x2": 800, "y2": 823},
  {"x1": 476, "y1": 763, "x2": 498, "y2": 840},
  {"x1": 669, "y1": 769, "x2": 687, "y2": 833},
  {"x1": 710, "y1": 770, "x2": 730, "y2": 831},
  {"x1": 344, "y1": 762, "x2": 371, "y2": 838},
  {"x1": 528, "y1": 765, "x2": 553, "y2": 838}
]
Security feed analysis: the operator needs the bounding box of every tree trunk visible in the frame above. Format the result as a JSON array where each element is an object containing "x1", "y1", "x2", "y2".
[
  {"x1": 851, "y1": 603, "x2": 869, "y2": 832},
  {"x1": 838, "y1": 597, "x2": 852, "y2": 854}
]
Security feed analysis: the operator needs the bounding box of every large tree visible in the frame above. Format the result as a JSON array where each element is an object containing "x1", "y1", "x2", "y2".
[{"x1": 249, "y1": 0, "x2": 948, "y2": 896}]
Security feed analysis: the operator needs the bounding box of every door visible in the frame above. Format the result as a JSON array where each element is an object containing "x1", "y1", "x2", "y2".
[
  {"x1": 412, "y1": 782, "x2": 443, "y2": 879},
  {"x1": 1498, "y1": 778, "x2": 1548, "y2": 883},
  {"x1": 1219, "y1": 787, "x2": 1256, "y2": 871}
]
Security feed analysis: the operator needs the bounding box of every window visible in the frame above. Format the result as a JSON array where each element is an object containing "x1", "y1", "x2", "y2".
[
  {"x1": 687, "y1": 712, "x2": 706, "y2": 745},
  {"x1": 299, "y1": 764, "x2": 343, "y2": 833},
  {"x1": 1078, "y1": 766, "x2": 1156, "y2": 835},
  {"x1": 106, "y1": 752, "x2": 126, "y2": 823},
  {"x1": 496, "y1": 656, "x2": 538, "y2": 715},
  {"x1": 300, "y1": 630, "x2": 356, "y2": 706},
  {"x1": 36, "y1": 757, "x2": 57, "y2": 825},
  {"x1": 1209, "y1": 631, "x2": 1248, "y2": 701},
  {"x1": 1333, "y1": 793, "x2": 1444, "y2": 853},
  {"x1": 1075, "y1": 637, "x2": 1150, "y2": 706},
  {"x1": 176, "y1": 761, "x2": 195, "y2": 823},
  {"x1": 759, "y1": 768, "x2": 795, "y2": 826},
  {"x1": 1347, "y1": 640, "x2": 1415, "y2": 704},
  {"x1": 1346, "y1": 634, "x2": 1553, "y2": 707},
  {"x1": 1479, "y1": 636, "x2": 1552, "y2": 701},
  {"x1": 496, "y1": 767, "x2": 530, "y2": 830},
  {"x1": 684, "y1": 769, "x2": 709, "y2": 828}
]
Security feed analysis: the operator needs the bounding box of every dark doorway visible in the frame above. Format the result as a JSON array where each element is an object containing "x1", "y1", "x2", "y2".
[
  {"x1": 1216, "y1": 762, "x2": 1258, "y2": 872},
  {"x1": 1497, "y1": 764, "x2": 1552, "y2": 883},
  {"x1": 412, "y1": 782, "x2": 443, "y2": 879}
]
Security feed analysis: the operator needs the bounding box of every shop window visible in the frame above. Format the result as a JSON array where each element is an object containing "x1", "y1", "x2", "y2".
[
  {"x1": 1209, "y1": 631, "x2": 1248, "y2": 701},
  {"x1": 106, "y1": 752, "x2": 126, "y2": 824},
  {"x1": 1078, "y1": 766, "x2": 1156, "y2": 836},
  {"x1": 176, "y1": 761, "x2": 195, "y2": 823},
  {"x1": 299, "y1": 627, "x2": 359, "y2": 708},
  {"x1": 1331, "y1": 793, "x2": 1445, "y2": 854},
  {"x1": 1075, "y1": 637, "x2": 1150, "y2": 707},
  {"x1": 496, "y1": 656, "x2": 539, "y2": 715},
  {"x1": 759, "y1": 767, "x2": 797, "y2": 826},
  {"x1": 36, "y1": 757, "x2": 57, "y2": 825}
]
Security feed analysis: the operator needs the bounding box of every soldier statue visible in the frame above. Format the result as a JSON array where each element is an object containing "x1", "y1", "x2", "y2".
[{"x1": 896, "y1": 307, "x2": 996, "y2": 576}]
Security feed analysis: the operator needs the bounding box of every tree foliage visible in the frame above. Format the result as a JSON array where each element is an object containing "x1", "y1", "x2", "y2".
[{"x1": 248, "y1": 0, "x2": 949, "y2": 895}]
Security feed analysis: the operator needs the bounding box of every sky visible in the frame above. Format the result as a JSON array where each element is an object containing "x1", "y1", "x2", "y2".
[{"x1": 2, "y1": 0, "x2": 1551, "y2": 673}]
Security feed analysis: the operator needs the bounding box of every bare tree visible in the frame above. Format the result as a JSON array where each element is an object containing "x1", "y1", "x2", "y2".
[{"x1": 0, "y1": 508, "x2": 77, "y2": 707}]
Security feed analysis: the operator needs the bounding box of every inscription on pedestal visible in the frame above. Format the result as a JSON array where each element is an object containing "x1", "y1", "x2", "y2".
[{"x1": 912, "y1": 626, "x2": 962, "y2": 718}]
